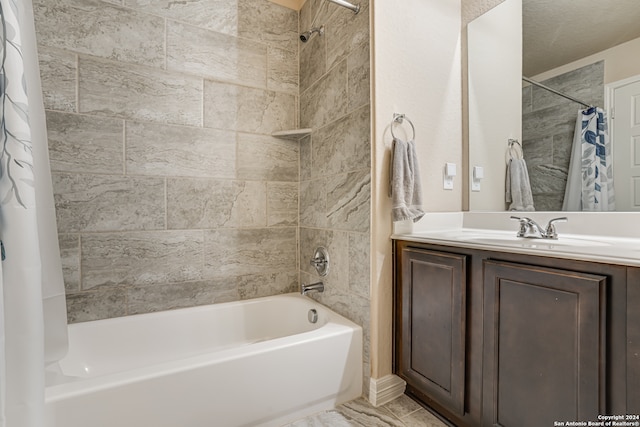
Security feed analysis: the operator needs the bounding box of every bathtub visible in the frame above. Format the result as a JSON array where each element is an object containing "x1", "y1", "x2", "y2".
[{"x1": 44, "y1": 293, "x2": 362, "y2": 427}]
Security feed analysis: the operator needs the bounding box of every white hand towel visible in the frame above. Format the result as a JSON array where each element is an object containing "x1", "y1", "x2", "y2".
[
  {"x1": 390, "y1": 138, "x2": 425, "y2": 222},
  {"x1": 505, "y1": 158, "x2": 535, "y2": 211}
]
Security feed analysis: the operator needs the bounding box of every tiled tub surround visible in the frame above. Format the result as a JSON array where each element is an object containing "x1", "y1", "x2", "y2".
[
  {"x1": 297, "y1": 0, "x2": 372, "y2": 398},
  {"x1": 34, "y1": 0, "x2": 300, "y2": 322},
  {"x1": 522, "y1": 61, "x2": 604, "y2": 211},
  {"x1": 37, "y1": 0, "x2": 374, "y2": 407}
]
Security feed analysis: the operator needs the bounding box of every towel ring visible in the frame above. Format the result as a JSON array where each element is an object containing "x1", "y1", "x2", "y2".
[{"x1": 391, "y1": 113, "x2": 416, "y2": 141}]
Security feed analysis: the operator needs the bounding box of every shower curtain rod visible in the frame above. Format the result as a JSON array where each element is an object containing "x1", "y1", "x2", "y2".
[{"x1": 522, "y1": 76, "x2": 593, "y2": 108}]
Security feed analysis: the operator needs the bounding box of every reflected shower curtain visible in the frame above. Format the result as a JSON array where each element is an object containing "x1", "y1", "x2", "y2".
[
  {"x1": 562, "y1": 107, "x2": 615, "y2": 211},
  {"x1": 1, "y1": 0, "x2": 68, "y2": 425}
]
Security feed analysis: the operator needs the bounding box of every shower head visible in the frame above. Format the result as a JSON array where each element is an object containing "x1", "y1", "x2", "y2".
[{"x1": 300, "y1": 26, "x2": 324, "y2": 43}]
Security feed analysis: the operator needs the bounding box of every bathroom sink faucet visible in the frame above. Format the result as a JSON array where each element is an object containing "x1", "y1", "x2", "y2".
[
  {"x1": 510, "y1": 216, "x2": 568, "y2": 239},
  {"x1": 301, "y1": 281, "x2": 324, "y2": 295}
]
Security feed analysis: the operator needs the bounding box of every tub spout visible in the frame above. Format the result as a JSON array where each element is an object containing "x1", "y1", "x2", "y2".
[{"x1": 301, "y1": 281, "x2": 324, "y2": 295}]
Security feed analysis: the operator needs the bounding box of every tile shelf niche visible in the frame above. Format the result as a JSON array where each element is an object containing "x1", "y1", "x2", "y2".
[{"x1": 271, "y1": 128, "x2": 312, "y2": 140}]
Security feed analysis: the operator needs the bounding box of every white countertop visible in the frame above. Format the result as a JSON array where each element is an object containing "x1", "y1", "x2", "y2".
[{"x1": 392, "y1": 212, "x2": 640, "y2": 267}]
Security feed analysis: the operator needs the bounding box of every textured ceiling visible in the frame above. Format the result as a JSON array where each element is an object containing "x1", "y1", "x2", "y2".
[{"x1": 523, "y1": 0, "x2": 640, "y2": 76}]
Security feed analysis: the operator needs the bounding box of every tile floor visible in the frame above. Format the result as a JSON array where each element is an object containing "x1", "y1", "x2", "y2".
[{"x1": 283, "y1": 394, "x2": 450, "y2": 427}]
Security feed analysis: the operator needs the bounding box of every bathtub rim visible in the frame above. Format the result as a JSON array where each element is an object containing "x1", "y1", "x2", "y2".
[{"x1": 45, "y1": 292, "x2": 363, "y2": 402}]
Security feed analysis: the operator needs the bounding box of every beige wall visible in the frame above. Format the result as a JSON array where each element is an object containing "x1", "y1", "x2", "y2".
[
  {"x1": 35, "y1": 0, "x2": 300, "y2": 322},
  {"x1": 371, "y1": 0, "x2": 462, "y2": 380}
]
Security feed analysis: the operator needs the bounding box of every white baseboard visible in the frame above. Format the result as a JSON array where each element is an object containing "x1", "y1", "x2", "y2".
[{"x1": 368, "y1": 374, "x2": 406, "y2": 407}]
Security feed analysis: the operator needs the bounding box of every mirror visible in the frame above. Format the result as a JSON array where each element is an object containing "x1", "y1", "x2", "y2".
[{"x1": 467, "y1": 0, "x2": 640, "y2": 212}]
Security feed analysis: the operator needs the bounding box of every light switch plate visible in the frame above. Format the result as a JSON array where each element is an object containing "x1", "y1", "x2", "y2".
[
  {"x1": 471, "y1": 166, "x2": 483, "y2": 192},
  {"x1": 444, "y1": 163, "x2": 456, "y2": 190}
]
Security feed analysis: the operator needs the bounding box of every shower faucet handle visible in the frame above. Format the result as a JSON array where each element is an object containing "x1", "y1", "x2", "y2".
[
  {"x1": 310, "y1": 257, "x2": 326, "y2": 267},
  {"x1": 309, "y1": 247, "x2": 329, "y2": 277}
]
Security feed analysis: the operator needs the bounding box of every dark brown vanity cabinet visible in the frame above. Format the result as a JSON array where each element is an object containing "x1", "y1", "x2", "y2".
[
  {"x1": 482, "y1": 260, "x2": 606, "y2": 427},
  {"x1": 628, "y1": 268, "x2": 640, "y2": 414},
  {"x1": 394, "y1": 240, "x2": 636, "y2": 427},
  {"x1": 396, "y1": 247, "x2": 467, "y2": 417}
]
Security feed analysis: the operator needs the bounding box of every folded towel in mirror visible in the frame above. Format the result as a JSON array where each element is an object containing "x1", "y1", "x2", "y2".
[{"x1": 506, "y1": 158, "x2": 535, "y2": 211}]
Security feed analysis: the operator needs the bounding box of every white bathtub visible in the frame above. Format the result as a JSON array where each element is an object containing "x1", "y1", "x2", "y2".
[{"x1": 45, "y1": 293, "x2": 362, "y2": 427}]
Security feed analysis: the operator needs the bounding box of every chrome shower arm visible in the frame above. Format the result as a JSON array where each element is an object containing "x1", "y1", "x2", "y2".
[
  {"x1": 327, "y1": 0, "x2": 360, "y2": 14},
  {"x1": 301, "y1": 0, "x2": 360, "y2": 43}
]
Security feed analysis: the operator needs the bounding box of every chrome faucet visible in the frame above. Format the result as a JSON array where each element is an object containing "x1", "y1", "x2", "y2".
[
  {"x1": 301, "y1": 281, "x2": 324, "y2": 295},
  {"x1": 510, "y1": 216, "x2": 568, "y2": 239}
]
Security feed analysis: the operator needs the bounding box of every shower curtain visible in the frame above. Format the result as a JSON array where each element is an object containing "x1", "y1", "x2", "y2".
[
  {"x1": 1, "y1": 0, "x2": 68, "y2": 425},
  {"x1": 562, "y1": 107, "x2": 615, "y2": 211}
]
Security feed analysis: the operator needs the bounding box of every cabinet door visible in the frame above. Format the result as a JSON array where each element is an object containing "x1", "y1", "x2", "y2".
[
  {"x1": 483, "y1": 260, "x2": 607, "y2": 427},
  {"x1": 398, "y1": 247, "x2": 467, "y2": 416}
]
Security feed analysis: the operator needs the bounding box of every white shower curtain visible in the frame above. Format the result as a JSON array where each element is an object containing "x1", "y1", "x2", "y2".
[
  {"x1": 1, "y1": 0, "x2": 68, "y2": 425},
  {"x1": 562, "y1": 107, "x2": 615, "y2": 211}
]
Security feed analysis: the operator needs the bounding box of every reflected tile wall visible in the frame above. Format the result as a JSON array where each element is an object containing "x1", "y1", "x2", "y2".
[
  {"x1": 35, "y1": 0, "x2": 299, "y2": 322},
  {"x1": 299, "y1": 0, "x2": 371, "y2": 396},
  {"x1": 522, "y1": 62, "x2": 604, "y2": 210}
]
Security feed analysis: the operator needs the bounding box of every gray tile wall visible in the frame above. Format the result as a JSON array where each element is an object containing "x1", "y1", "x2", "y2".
[
  {"x1": 34, "y1": 0, "x2": 300, "y2": 322},
  {"x1": 298, "y1": 0, "x2": 371, "y2": 396},
  {"x1": 522, "y1": 62, "x2": 604, "y2": 210},
  {"x1": 37, "y1": 0, "x2": 372, "y2": 397}
]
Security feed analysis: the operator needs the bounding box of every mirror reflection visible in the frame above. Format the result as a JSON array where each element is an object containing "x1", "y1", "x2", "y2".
[{"x1": 467, "y1": 0, "x2": 640, "y2": 212}]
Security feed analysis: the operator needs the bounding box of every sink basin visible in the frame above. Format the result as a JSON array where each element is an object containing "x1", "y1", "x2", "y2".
[
  {"x1": 463, "y1": 235, "x2": 610, "y2": 248},
  {"x1": 405, "y1": 230, "x2": 614, "y2": 250}
]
